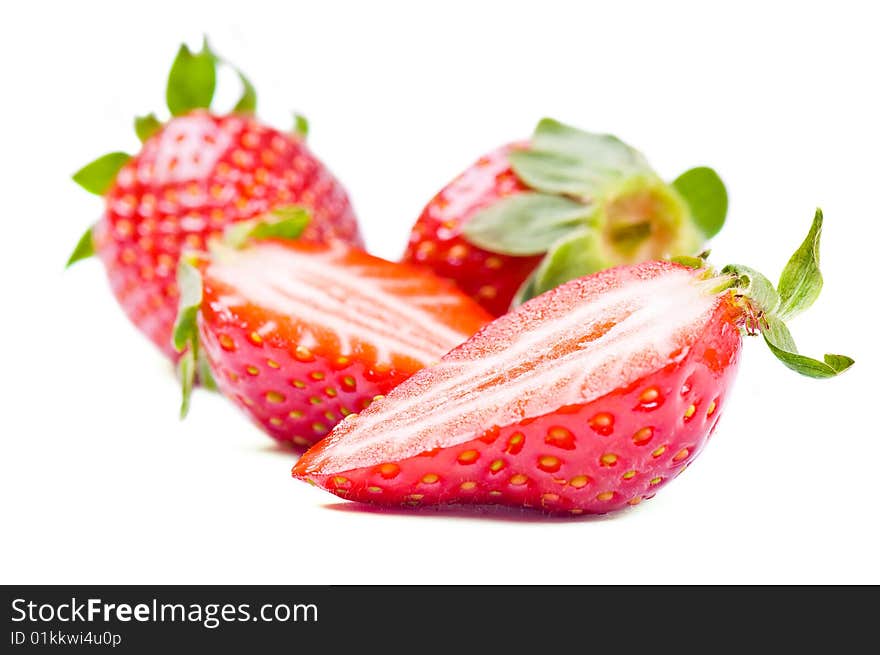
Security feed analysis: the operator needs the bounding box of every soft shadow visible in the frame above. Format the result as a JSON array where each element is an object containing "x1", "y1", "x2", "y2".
[
  {"x1": 322, "y1": 501, "x2": 632, "y2": 524},
  {"x1": 253, "y1": 441, "x2": 304, "y2": 459}
]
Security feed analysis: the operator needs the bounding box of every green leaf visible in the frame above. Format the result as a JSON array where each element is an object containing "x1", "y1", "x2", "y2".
[
  {"x1": 672, "y1": 166, "x2": 728, "y2": 238},
  {"x1": 177, "y1": 349, "x2": 196, "y2": 419},
  {"x1": 776, "y1": 209, "x2": 824, "y2": 320},
  {"x1": 72, "y1": 152, "x2": 131, "y2": 195},
  {"x1": 172, "y1": 259, "x2": 204, "y2": 353},
  {"x1": 462, "y1": 193, "x2": 591, "y2": 256},
  {"x1": 224, "y1": 206, "x2": 312, "y2": 249},
  {"x1": 510, "y1": 118, "x2": 651, "y2": 199},
  {"x1": 524, "y1": 227, "x2": 610, "y2": 301},
  {"x1": 66, "y1": 225, "x2": 95, "y2": 268},
  {"x1": 294, "y1": 113, "x2": 309, "y2": 138},
  {"x1": 197, "y1": 349, "x2": 217, "y2": 391},
  {"x1": 166, "y1": 39, "x2": 217, "y2": 116},
  {"x1": 670, "y1": 254, "x2": 708, "y2": 270},
  {"x1": 134, "y1": 113, "x2": 162, "y2": 142},
  {"x1": 233, "y1": 69, "x2": 257, "y2": 113},
  {"x1": 762, "y1": 315, "x2": 853, "y2": 378},
  {"x1": 720, "y1": 263, "x2": 779, "y2": 316}
]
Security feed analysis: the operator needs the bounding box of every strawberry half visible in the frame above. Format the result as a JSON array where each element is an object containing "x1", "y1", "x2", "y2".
[
  {"x1": 295, "y1": 210, "x2": 852, "y2": 514},
  {"x1": 173, "y1": 212, "x2": 492, "y2": 448},
  {"x1": 404, "y1": 119, "x2": 728, "y2": 316},
  {"x1": 67, "y1": 40, "x2": 361, "y2": 359}
]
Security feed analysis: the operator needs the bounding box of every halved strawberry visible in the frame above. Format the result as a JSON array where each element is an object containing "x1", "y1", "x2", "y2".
[
  {"x1": 295, "y1": 210, "x2": 852, "y2": 514},
  {"x1": 67, "y1": 40, "x2": 361, "y2": 359},
  {"x1": 404, "y1": 119, "x2": 728, "y2": 315},
  {"x1": 174, "y1": 213, "x2": 492, "y2": 448}
]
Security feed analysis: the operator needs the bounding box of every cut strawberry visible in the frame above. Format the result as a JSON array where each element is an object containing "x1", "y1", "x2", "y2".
[
  {"x1": 174, "y1": 213, "x2": 492, "y2": 447},
  {"x1": 295, "y1": 210, "x2": 852, "y2": 514},
  {"x1": 404, "y1": 120, "x2": 728, "y2": 316}
]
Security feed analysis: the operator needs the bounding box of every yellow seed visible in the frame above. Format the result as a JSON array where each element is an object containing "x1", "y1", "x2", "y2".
[
  {"x1": 310, "y1": 371, "x2": 325, "y2": 381},
  {"x1": 600, "y1": 453, "x2": 618, "y2": 467},
  {"x1": 596, "y1": 491, "x2": 614, "y2": 502},
  {"x1": 457, "y1": 450, "x2": 479, "y2": 464},
  {"x1": 622, "y1": 470, "x2": 637, "y2": 480},
  {"x1": 640, "y1": 387, "x2": 659, "y2": 404},
  {"x1": 292, "y1": 379, "x2": 306, "y2": 388},
  {"x1": 460, "y1": 481, "x2": 477, "y2": 491},
  {"x1": 409, "y1": 494, "x2": 424, "y2": 501},
  {"x1": 570, "y1": 508, "x2": 584, "y2": 515},
  {"x1": 509, "y1": 473, "x2": 528, "y2": 486},
  {"x1": 538, "y1": 455, "x2": 561, "y2": 472},
  {"x1": 569, "y1": 475, "x2": 589, "y2": 488},
  {"x1": 309, "y1": 396, "x2": 322, "y2": 405},
  {"x1": 324, "y1": 411, "x2": 336, "y2": 421},
  {"x1": 324, "y1": 387, "x2": 338, "y2": 398},
  {"x1": 650, "y1": 476, "x2": 663, "y2": 486},
  {"x1": 265, "y1": 390, "x2": 285, "y2": 404},
  {"x1": 684, "y1": 404, "x2": 696, "y2": 419},
  {"x1": 367, "y1": 486, "x2": 382, "y2": 494},
  {"x1": 246, "y1": 365, "x2": 259, "y2": 376},
  {"x1": 633, "y1": 426, "x2": 653, "y2": 445},
  {"x1": 421, "y1": 473, "x2": 440, "y2": 484},
  {"x1": 542, "y1": 493, "x2": 560, "y2": 504},
  {"x1": 651, "y1": 446, "x2": 667, "y2": 458},
  {"x1": 266, "y1": 359, "x2": 280, "y2": 369},
  {"x1": 489, "y1": 490, "x2": 503, "y2": 497},
  {"x1": 294, "y1": 345, "x2": 314, "y2": 362},
  {"x1": 628, "y1": 496, "x2": 642, "y2": 506},
  {"x1": 489, "y1": 459, "x2": 505, "y2": 473},
  {"x1": 312, "y1": 422, "x2": 328, "y2": 434},
  {"x1": 378, "y1": 463, "x2": 400, "y2": 478},
  {"x1": 478, "y1": 285, "x2": 497, "y2": 299},
  {"x1": 707, "y1": 400, "x2": 717, "y2": 416},
  {"x1": 289, "y1": 410, "x2": 304, "y2": 419},
  {"x1": 332, "y1": 476, "x2": 349, "y2": 487},
  {"x1": 249, "y1": 331, "x2": 263, "y2": 345},
  {"x1": 269, "y1": 417, "x2": 283, "y2": 426},
  {"x1": 673, "y1": 448, "x2": 690, "y2": 463},
  {"x1": 342, "y1": 376, "x2": 356, "y2": 390},
  {"x1": 485, "y1": 256, "x2": 503, "y2": 270},
  {"x1": 292, "y1": 436, "x2": 310, "y2": 447}
]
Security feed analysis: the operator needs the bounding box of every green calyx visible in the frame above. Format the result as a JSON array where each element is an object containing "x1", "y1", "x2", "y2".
[
  {"x1": 69, "y1": 38, "x2": 264, "y2": 268},
  {"x1": 172, "y1": 206, "x2": 311, "y2": 416},
  {"x1": 712, "y1": 209, "x2": 853, "y2": 379},
  {"x1": 462, "y1": 118, "x2": 728, "y2": 306},
  {"x1": 166, "y1": 37, "x2": 257, "y2": 117}
]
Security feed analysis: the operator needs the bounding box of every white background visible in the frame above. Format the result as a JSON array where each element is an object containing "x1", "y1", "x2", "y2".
[{"x1": 1, "y1": 0, "x2": 877, "y2": 584}]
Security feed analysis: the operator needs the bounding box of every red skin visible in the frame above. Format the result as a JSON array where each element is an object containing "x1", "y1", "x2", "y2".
[
  {"x1": 402, "y1": 144, "x2": 542, "y2": 316},
  {"x1": 93, "y1": 110, "x2": 361, "y2": 358},
  {"x1": 198, "y1": 240, "x2": 492, "y2": 449},
  {"x1": 294, "y1": 263, "x2": 744, "y2": 514}
]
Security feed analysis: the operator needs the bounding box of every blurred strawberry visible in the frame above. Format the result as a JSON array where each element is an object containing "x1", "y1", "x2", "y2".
[
  {"x1": 404, "y1": 119, "x2": 727, "y2": 315},
  {"x1": 68, "y1": 40, "x2": 361, "y2": 359}
]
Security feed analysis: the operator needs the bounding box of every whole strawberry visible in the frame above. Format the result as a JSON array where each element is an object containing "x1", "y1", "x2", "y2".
[
  {"x1": 173, "y1": 211, "x2": 492, "y2": 447},
  {"x1": 296, "y1": 210, "x2": 852, "y2": 514},
  {"x1": 403, "y1": 120, "x2": 728, "y2": 315},
  {"x1": 68, "y1": 40, "x2": 361, "y2": 359}
]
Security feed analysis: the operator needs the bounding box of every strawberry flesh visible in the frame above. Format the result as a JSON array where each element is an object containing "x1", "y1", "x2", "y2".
[
  {"x1": 293, "y1": 261, "x2": 742, "y2": 513},
  {"x1": 199, "y1": 240, "x2": 492, "y2": 447}
]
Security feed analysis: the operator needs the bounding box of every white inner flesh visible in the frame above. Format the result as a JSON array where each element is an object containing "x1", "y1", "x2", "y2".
[
  {"x1": 310, "y1": 268, "x2": 719, "y2": 473},
  {"x1": 208, "y1": 242, "x2": 474, "y2": 365}
]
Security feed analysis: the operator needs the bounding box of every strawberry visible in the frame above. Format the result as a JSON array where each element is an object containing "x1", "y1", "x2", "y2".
[
  {"x1": 67, "y1": 40, "x2": 361, "y2": 359},
  {"x1": 295, "y1": 210, "x2": 852, "y2": 514},
  {"x1": 403, "y1": 119, "x2": 728, "y2": 316},
  {"x1": 172, "y1": 211, "x2": 492, "y2": 447}
]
